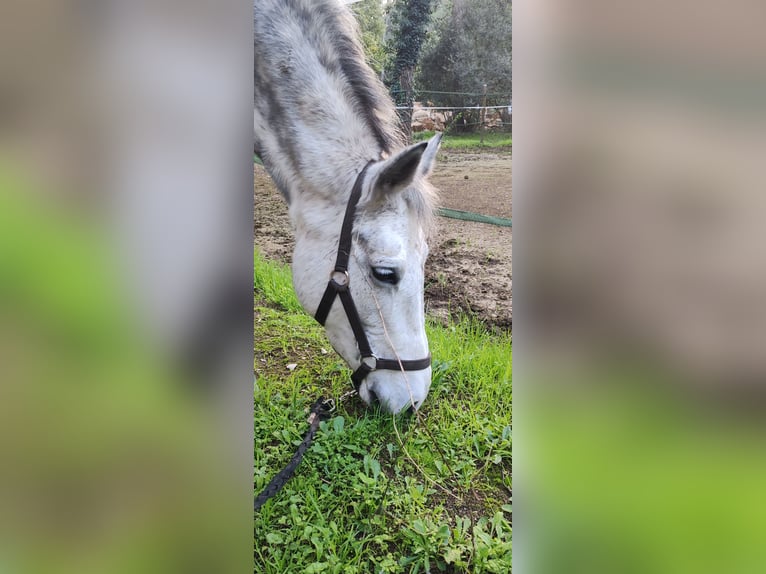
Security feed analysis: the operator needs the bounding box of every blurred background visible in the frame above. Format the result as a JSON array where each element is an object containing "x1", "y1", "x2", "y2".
[
  {"x1": 515, "y1": 1, "x2": 766, "y2": 573},
  {"x1": 3, "y1": 0, "x2": 766, "y2": 572},
  {"x1": 0, "y1": 0, "x2": 252, "y2": 572}
]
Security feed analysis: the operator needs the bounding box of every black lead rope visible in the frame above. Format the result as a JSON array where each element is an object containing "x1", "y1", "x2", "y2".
[
  {"x1": 254, "y1": 397, "x2": 334, "y2": 511},
  {"x1": 254, "y1": 166, "x2": 373, "y2": 512}
]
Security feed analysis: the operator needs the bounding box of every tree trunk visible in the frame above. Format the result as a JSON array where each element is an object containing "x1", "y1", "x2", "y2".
[{"x1": 398, "y1": 68, "x2": 415, "y2": 144}]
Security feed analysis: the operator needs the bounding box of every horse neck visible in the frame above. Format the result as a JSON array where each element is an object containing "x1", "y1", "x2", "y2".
[
  {"x1": 254, "y1": 0, "x2": 397, "y2": 215},
  {"x1": 286, "y1": 154, "x2": 370, "y2": 249},
  {"x1": 273, "y1": 112, "x2": 384, "y2": 238},
  {"x1": 294, "y1": 135, "x2": 378, "y2": 205}
]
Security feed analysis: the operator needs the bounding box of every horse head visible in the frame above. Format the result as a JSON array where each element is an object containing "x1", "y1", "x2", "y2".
[{"x1": 291, "y1": 134, "x2": 441, "y2": 413}]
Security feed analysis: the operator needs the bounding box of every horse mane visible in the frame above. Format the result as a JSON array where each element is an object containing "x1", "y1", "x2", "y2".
[
  {"x1": 318, "y1": 0, "x2": 405, "y2": 155},
  {"x1": 317, "y1": 0, "x2": 439, "y2": 232}
]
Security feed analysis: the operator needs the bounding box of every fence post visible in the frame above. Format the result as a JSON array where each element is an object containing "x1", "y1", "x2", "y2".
[{"x1": 480, "y1": 82, "x2": 487, "y2": 145}]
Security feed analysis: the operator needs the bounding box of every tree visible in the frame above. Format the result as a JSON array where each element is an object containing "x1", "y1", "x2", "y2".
[
  {"x1": 417, "y1": 0, "x2": 512, "y2": 132},
  {"x1": 385, "y1": 0, "x2": 437, "y2": 142},
  {"x1": 350, "y1": 0, "x2": 387, "y2": 76}
]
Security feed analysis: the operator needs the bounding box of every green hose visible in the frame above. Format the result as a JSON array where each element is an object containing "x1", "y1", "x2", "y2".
[{"x1": 437, "y1": 207, "x2": 512, "y2": 227}]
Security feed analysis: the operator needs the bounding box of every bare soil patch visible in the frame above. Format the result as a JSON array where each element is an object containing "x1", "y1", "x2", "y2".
[{"x1": 254, "y1": 149, "x2": 512, "y2": 330}]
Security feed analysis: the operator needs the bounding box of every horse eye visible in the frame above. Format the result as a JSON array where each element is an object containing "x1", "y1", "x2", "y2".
[{"x1": 371, "y1": 267, "x2": 399, "y2": 285}]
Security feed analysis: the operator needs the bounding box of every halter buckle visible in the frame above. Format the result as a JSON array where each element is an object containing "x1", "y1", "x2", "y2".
[
  {"x1": 320, "y1": 398, "x2": 336, "y2": 414},
  {"x1": 330, "y1": 270, "x2": 350, "y2": 290}
]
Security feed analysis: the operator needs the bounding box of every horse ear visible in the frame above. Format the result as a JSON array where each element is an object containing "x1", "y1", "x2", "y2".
[
  {"x1": 373, "y1": 133, "x2": 442, "y2": 197},
  {"x1": 419, "y1": 132, "x2": 442, "y2": 177}
]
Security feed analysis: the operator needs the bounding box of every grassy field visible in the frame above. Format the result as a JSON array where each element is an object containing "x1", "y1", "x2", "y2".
[
  {"x1": 254, "y1": 251, "x2": 512, "y2": 573},
  {"x1": 413, "y1": 131, "x2": 512, "y2": 150}
]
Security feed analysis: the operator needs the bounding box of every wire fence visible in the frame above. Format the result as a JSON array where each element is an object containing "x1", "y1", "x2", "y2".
[
  {"x1": 390, "y1": 88, "x2": 512, "y2": 133},
  {"x1": 394, "y1": 105, "x2": 512, "y2": 111},
  {"x1": 390, "y1": 89, "x2": 511, "y2": 99},
  {"x1": 395, "y1": 101, "x2": 511, "y2": 134}
]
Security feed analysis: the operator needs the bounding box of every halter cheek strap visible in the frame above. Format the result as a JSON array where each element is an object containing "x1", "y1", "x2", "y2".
[{"x1": 314, "y1": 160, "x2": 432, "y2": 390}]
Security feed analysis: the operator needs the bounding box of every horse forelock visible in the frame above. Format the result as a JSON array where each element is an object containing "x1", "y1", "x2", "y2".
[
  {"x1": 359, "y1": 179, "x2": 439, "y2": 242},
  {"x1": 405, "y1": 180, "x2": 439, "y2": 237}
]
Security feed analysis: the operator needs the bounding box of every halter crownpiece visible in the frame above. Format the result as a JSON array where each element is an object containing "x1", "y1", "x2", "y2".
[{"x1": 314, "y1": 160, "x2": 432, "y2": 391}]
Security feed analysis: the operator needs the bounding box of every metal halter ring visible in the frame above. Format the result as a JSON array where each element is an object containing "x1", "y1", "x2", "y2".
[
  {"x1": 360, "y1": 355, "x2": 377, "y2": 371},
  {"x1": 330, "y1": 270, "x2": 350, "y2": 289}
]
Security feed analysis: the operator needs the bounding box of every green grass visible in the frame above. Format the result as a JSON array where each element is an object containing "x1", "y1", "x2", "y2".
[
  {"x1": 253, "y1": 253, "x2": 301, "y2": 313},
  {"x1": 413, "y1": 131, "x2": 512, "y2": 150},
  {"x1": 254, "y1": 250, "x2": 512, "y2": 573}
]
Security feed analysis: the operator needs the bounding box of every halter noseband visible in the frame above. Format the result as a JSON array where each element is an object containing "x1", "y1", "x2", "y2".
[{"x1": 314, "y1": 160, "x2": 432, "y2": 390}]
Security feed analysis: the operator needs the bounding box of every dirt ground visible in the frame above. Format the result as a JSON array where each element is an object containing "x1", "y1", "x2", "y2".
[{"x1": 254, "y1": 148, "x2": 512, "y2": 330}]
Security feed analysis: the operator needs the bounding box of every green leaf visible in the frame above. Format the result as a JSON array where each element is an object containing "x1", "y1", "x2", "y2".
[
  {"x1": 412, "y1": 519, "x2": 427, "y2": 535},
  {"x1": 444, "y1": 547, "x2": 462, "y2": 564},
  {"x1": 358, "y1": 473, "x2": 376, "y2": 486},
  {"x1": 266, "y1": 532, "x2": 283, "y2": 545}
]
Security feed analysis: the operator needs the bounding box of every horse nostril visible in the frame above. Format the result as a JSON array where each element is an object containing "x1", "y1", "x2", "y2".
[{"x1": 366, "y1": 387, "x2": 380, "y2": 406}]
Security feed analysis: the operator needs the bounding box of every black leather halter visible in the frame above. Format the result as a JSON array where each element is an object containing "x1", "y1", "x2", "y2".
[{"x1": 314, "y1": 161, "x2": 432, "y2": 391}]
